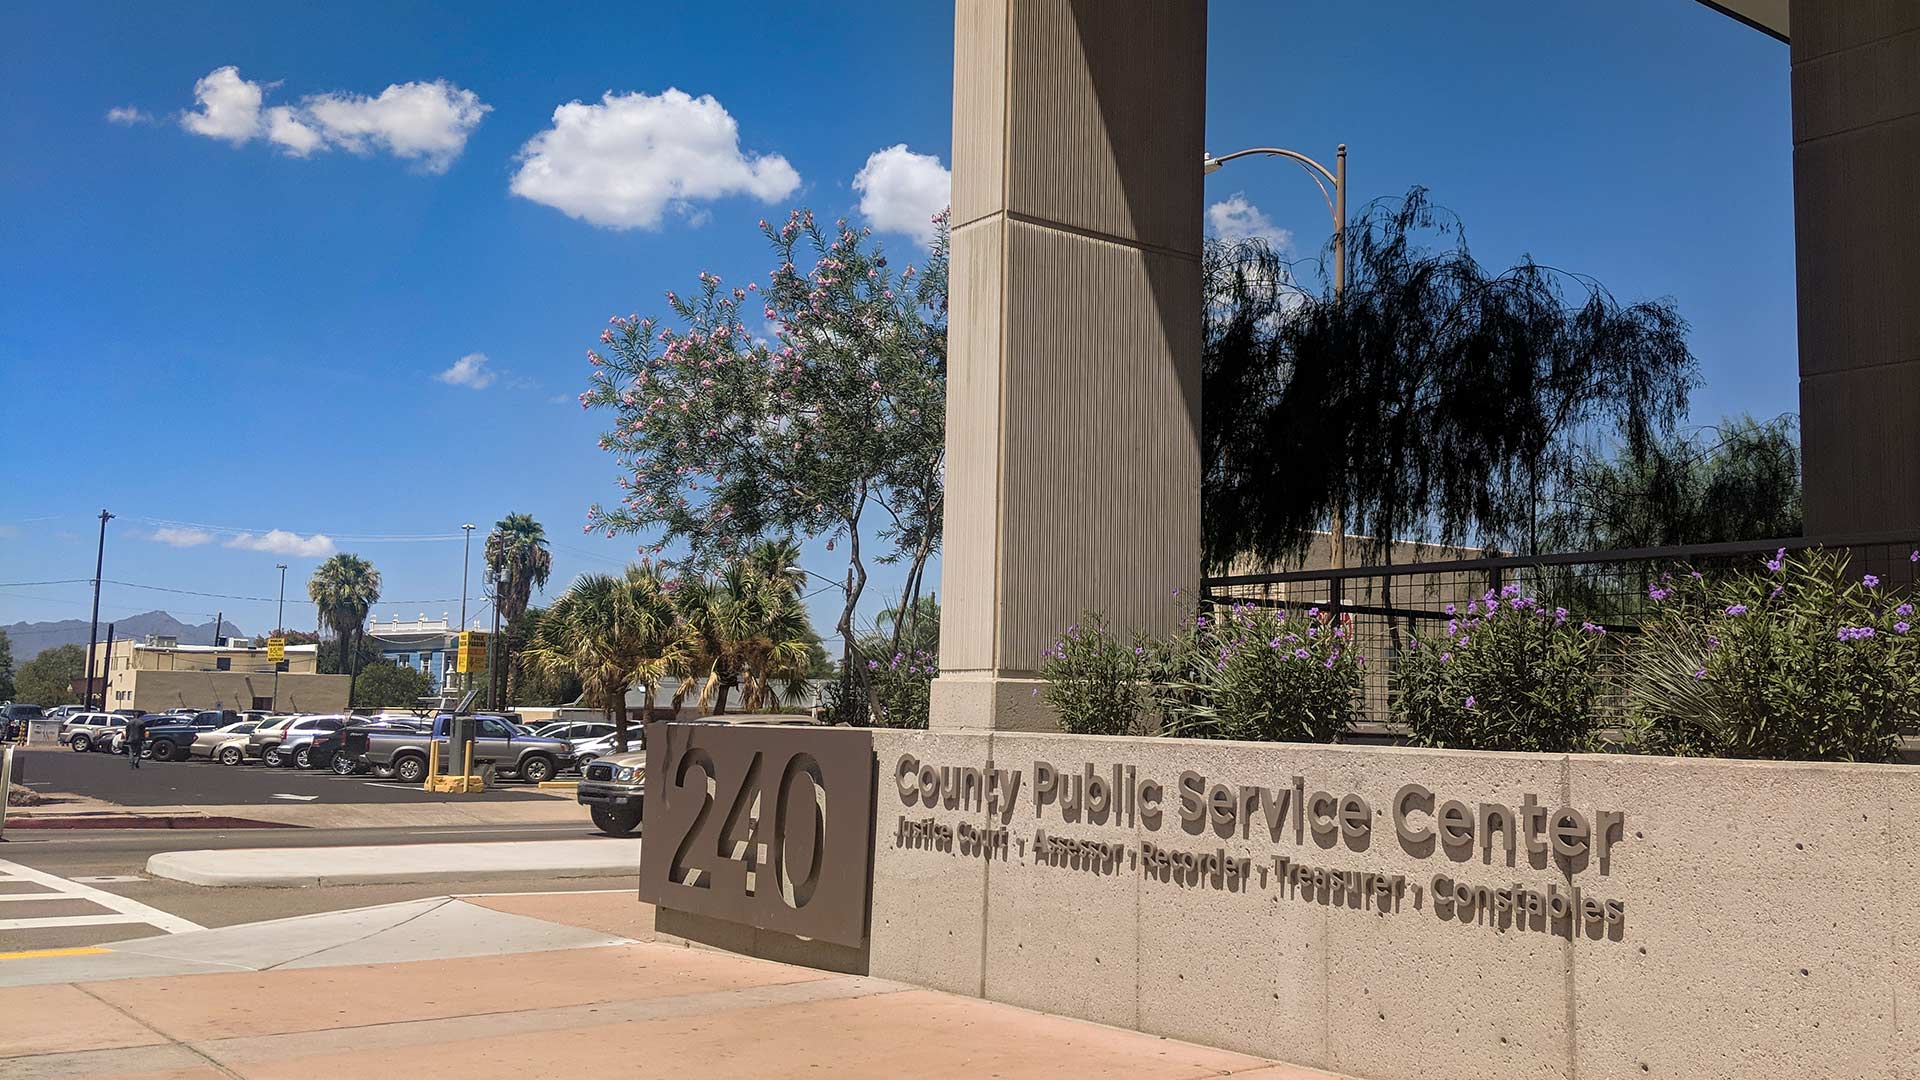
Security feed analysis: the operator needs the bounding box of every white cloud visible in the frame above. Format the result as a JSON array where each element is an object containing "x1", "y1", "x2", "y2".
[
  {"x1": 852, "y1": 145, "x2": 950, "y2": 247},
  {"x1": 264, "y1": 105, "x2": 325, "y2": 156},
  {"x1": 180, "y1": 66, "x2": 266, "y2": 143},
  {"x1": 148, "y1": 527, "x2": 214, "y2": 547},
  {"x1": 1207, "y1": 193, "x2": 1293, "y2": 250},
  {"x1": 509, "y1": 89, "x2": 800, "y2": 230},
  {"x1": 106, "y1": 105, "x2": 152, "y2": 125},
  {"x1": 175, "y1": 66, "x2": 486, "y2": 170},
  {"x1": 224, "y1": 530, "x2": 336, "y2": 557},
  {"x1": 436, "y1": 352, "x2": 496, "y2": 389},
  {"x1": 299, "y1": 81, "x2": 489, "y2": 172}
]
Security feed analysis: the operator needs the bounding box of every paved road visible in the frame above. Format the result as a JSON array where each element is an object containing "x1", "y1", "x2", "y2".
[
  {"x1": 0, "y1": 822, "x2": 635, "y2": 953},
  {"x1": 16, "y1": 746, "x2": 555, "y2": 805}
]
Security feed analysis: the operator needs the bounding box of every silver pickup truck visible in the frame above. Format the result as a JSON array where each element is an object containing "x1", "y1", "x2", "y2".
[{"x1": 360, "y1": 713, "x2": 572, "y2": 784}]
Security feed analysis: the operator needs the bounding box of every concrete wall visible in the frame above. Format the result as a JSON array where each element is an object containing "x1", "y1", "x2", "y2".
[
  {"x1": 868, "y1": 729, "x2": 1920, "y2": 1080},
  {"x1": 120, "y1": 671, "x2": 348, "y2": 714},
  {"x1": 1791, "y1": 0, "x2": 1920, "y2": 534}
]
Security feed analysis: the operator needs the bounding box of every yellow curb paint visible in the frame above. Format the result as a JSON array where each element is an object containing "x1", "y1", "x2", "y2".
[
  {"x1": 0, "y1": 946, "x2": 111, "y2": 961},
  {"x1": 537, "y1": 781, "x2": 579, "y2": 790}
]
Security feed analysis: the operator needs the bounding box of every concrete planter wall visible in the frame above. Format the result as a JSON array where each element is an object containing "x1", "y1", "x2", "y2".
[{"x1": 866, "y1": 729, "x2": 1920, "y2": 1080}]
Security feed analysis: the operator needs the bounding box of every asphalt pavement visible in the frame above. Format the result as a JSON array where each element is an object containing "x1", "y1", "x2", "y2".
[
  {"x1": 15, "y1": 746, "x2": 555, "y2": 805},
  {"x1": 0, "y1": 822, "x2": 634, "y2": 953}
]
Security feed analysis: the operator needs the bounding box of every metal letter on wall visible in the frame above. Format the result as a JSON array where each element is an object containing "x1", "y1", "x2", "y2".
[{"x1": 639, "y1": 723, "x2": 875, "y2": 948}]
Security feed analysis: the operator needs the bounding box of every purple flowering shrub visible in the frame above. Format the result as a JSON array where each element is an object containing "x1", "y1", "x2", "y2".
[
  {"x1": 1151, "y1": 604, "x2": 1362, "y2": 743},
  {"x1": 1038, "y1": 614, "x2": 1152, "y2": 736},
  {"x1": 857, "y1": 645, "x2": 938, "y2": 730},
  {"x1": 1393, "y1": 584, "x2": 1607, "y2": 753},
  {"x1": 1038, "y1": 604, "x2": 1361, "y2": 742},
  {"x1": 1627, "y1": 548, "x2": 1919, "y2": 761}
]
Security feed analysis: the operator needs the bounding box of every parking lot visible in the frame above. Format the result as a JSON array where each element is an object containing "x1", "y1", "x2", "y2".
[{"x1": 13, "y1": 748, "x2": 562, "y2": 806}]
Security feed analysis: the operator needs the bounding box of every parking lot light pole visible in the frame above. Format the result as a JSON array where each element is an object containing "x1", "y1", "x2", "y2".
[
  {"x1": 1202, "y1": 142, "x2": 1348, "y2": 566},
  {"x1": 460, "y1": 523, "x2": 475, "y2": 693},
  {"x1": 273, "y1": 564, "x2": 287, "y2": 712}
]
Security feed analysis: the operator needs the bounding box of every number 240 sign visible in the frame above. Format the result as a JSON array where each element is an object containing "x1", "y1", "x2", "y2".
[{"x1": 638, "y1": 723, "x2": 875, "y2": 948}]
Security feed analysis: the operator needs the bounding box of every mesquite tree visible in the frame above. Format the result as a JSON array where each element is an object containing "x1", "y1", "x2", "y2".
[{"x1": 582, "y1": 209, "x2": 947, "y2": 721}]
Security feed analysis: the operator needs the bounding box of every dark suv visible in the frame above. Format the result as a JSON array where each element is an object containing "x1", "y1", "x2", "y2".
[
  {"x1": 142, "y1": 711, "x2": 242, "y2": 761},
  {"x1": 1, "y1": 703, "x2": 44, "y2": 740}
]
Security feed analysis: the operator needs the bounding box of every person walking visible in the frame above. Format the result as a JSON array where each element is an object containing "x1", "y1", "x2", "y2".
[{"x1": 124, "y1": 713, "x2": 145, "y2": 769}]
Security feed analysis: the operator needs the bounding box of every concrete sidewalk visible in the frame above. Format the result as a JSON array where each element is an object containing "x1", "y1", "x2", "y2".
[
  {"x1": 0, "y1": 891, "x2": 1351, "y2": 1080},
  {"x1": 146, "y1": 838, "x2": 639, "y2": 887}
]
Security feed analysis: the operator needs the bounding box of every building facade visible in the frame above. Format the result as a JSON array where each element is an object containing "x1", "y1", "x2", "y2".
[
  {"x1": 366, "y1": 613, "x2": 460, "y2": 691},
  {"x1": 92, "y1": 635, "x2": 346, "y2": 714}
]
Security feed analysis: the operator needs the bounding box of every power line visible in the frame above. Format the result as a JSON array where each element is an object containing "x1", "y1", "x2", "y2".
[{"x1": 0, "y1": 579, "x2": 92, "y2": 588}]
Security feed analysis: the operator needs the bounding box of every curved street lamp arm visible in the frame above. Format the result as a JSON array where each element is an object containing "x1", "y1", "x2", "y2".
[{"x1": 1203, "y1": 146, "x2": 1342, "y2": 229}]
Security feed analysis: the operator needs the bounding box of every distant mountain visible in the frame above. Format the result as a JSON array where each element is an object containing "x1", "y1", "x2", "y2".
[{"x1": 1, "y1": 611, "x2": 249, "y2": 663}]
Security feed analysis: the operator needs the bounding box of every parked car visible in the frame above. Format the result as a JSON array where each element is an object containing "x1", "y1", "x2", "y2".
[
  {"x1": 255, "y1": 715, "x2": 345, "y2": 767},
  {"x1": 279, "y1": 717, "x2": 350, "y2": 769},
  {"x1": 535, "y1": 720, "x2": 617, "y2": 743},
  {"x1": 141, "y1": 712, "x2": 245, "y2": 761},
  {"x1": 59, "y1": 712, "x2": 123, "y2": 751},
  {"x1": 189, "y1": 721, "x2": 260, "y2": 765},
  {"x1": 577, "y1": 750, "x2": 644, "y2": 836},
  {"x1": 360, "y1": 714, "x2": 572, "y2": 784},
  {"x1": 2, "y1": 703, "x2": 45, "y2": 740},
  {"x1": 570, "y1": 732, "x2": 620, "y2": 768},
  {"x1": 45, "y1": 704, "x2": 84, "y2": 724},
  {"x1": 245, "y1": 715, "x2": 300, "y2": 763},
  {"x1": 308, "y1": 718, "x2": 421, "y2": 775}
]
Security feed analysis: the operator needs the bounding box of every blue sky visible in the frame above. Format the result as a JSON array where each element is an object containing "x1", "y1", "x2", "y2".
[{"x1": 0, "y1": 0, "x2": 1791, "y2": 641}]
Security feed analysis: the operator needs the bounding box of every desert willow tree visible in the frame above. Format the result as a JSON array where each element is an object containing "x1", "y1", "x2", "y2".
[
  {"x1": 307, "y1": 554, "x2": 382, "y2": 709},
  {"x1": 1203, "y1": 188, "x2": 1696, "y2": 568},
  {"x1": 582, "y1": 209, "x2": 948, "y2": 723},
  {"x1": 525, "y1": 566, "x2": 683, "y2": 753}
]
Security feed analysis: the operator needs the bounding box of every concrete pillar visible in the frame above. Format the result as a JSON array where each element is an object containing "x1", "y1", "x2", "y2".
[
  {"x1": 931, "y1": 0, "x2": 1206, "y2": 731},
  {"x1": 1791, "y1": 1, "x2": 1920, "y2": 534}
]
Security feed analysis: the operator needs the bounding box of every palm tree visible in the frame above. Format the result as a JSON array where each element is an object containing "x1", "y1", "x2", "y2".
[
  {"x1": 525, "y1": 565, "x2": 686, "y2": 752},
  {"x1": 672, "y1": 557, "x2": 816, "y2": 716},
  {"x1": 307, "y1": 554, "x2": 382, "y2": 710},
  {"x1": 484, "y1": 513, "x2": 553, "y2": 702}
]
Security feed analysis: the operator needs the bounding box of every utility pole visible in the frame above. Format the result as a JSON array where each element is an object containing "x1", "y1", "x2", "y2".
[
  {"x1": 460, "y1": 523, "x2": 475, "y2": 693},
  {"x1": 83, "y1": 509, "x2": 113, "y2": 713},
  {"x1": 212, "y1": 611, "x2": 223, "y2": 649},
  {"x1": 273, "y1": 564, "x2": 287, "y2": 713},
  {"x1": 488, "y1": 567, "x2": 503, "y2": 709},
  {"x1": 98, "y1": 623, "x2": 115, "y2": 710}
]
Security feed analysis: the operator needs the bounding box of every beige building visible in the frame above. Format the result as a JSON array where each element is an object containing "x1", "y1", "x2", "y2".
[{"x1": 91, "y1": 635, "x2": 347, "y2": 714}]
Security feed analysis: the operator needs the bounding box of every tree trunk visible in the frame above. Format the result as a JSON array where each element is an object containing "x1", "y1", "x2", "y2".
[{"x1": 612, "y1": 692, "x2": 629, "y2": 753}]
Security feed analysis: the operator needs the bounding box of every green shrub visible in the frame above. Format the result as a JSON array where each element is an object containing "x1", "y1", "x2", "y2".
[
  {"x1": 1394, "y1": 585, "x2": 1607, "y2": 753},
  {"x1": 1038, "y1": 615, "x2": 1150, "y2": 736},
  {"x1": 1038, "y1": 604, "x2": 1361, "y2": 742},
  {"x1": 1153, "y1": 603, "x2": 1361, "y2": 742},
  {"x1": 1627, "y1": 548, "x2": 1920, "y2": 762}
]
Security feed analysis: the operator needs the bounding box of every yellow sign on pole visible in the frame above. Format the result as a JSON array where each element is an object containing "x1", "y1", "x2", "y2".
[
  {"x1": 266, "y1": 636, "x2": 286, "y2": 663},
  {"x1": 457, "y1": 631, "x2": 488, "y2": 674}
]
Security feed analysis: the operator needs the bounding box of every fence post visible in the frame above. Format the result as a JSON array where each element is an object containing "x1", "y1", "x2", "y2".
[{"x1": 1328, "y1": 575, "x2": 1344, "y2": 617}]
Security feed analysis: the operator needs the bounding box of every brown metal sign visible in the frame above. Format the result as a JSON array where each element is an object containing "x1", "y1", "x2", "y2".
[{"x1": 640, "y1": 723, "x2": 876, "y2": 948}]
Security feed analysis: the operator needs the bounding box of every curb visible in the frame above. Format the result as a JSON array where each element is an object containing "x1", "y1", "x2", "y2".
[
  {"x1": 145, "y1": 838, "x2": 640, "y2": 888},
  {"x1": 3, "y1": 814, "x2": 294, "y2": 831}
]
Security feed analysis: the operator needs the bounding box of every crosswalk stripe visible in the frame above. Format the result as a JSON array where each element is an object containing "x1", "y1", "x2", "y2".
[{"x1": 0, "y1": 858, "x2": 202, "y2": 934}]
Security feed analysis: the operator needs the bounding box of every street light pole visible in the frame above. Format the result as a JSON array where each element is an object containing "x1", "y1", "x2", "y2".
[
  {"x1": 272, "y1": 564, "x2": 287, "y2": 712},
  {"x1": 83, "y1": 509, "x2": 113, "y2": 711},
  {"x1": 1204, "y1": 143, "x2": 1350, "y2": 567},
  {"x1": 459, "y1": 523, "x2": 475, "y2": 695}
]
